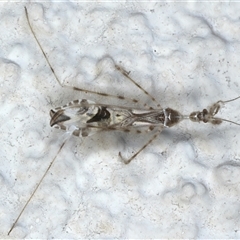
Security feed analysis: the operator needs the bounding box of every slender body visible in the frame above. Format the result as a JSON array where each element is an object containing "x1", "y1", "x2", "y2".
[
  {"x1": 50, "y1": 99, "x2": 183, "y2": 138},
  {"x1": 50, "y1": 97, "x2": 238, "y2": 140}
]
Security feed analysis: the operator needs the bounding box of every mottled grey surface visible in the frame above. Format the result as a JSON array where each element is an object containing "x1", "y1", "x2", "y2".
[{"x1": 1, "y1": 2, "x2": 240, "y2": 238}]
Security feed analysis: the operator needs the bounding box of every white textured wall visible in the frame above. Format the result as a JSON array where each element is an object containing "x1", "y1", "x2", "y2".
[{"x1": 1, "y1": 2, "x2": 240, "y2": 238}]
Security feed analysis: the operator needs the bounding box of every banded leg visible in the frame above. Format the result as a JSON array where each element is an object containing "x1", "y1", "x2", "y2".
[
  {"x1": 8, "y1": 140, "x2": 67, "y2": 235},
  {"x1": 119, "y1": 127, "x2": 163, "y2": 164},
  {"x1": 115, "y1": 64, "x2": 161, "y2": 108},
  {"x1": 25, "y1": 7, "x2": 140, "y2": 106}
]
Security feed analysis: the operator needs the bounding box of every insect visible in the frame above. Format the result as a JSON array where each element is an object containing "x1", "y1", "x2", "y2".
[{"x1": 8, "y1": 6, "x2": 240, "y2": 236}]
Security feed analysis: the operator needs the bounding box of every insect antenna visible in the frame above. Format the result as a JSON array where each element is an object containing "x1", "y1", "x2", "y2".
[
  {"x1": 215, "y1": 117, "x2": 240, "y2": 126},
  {"x1": 188, "y1": 95, "x2": 240, "y2": 126},
  {"x1": 213, "y1": 96, "x2": 240, "y2": 126},
  {"x1": 218, "y1": 95, "x2": 240, "y2": 104}
]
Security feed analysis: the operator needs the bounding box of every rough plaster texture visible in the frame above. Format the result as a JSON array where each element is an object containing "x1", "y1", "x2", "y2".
[{"x1": 1, "y1": 2, "x2": 240, "y2": 239}]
